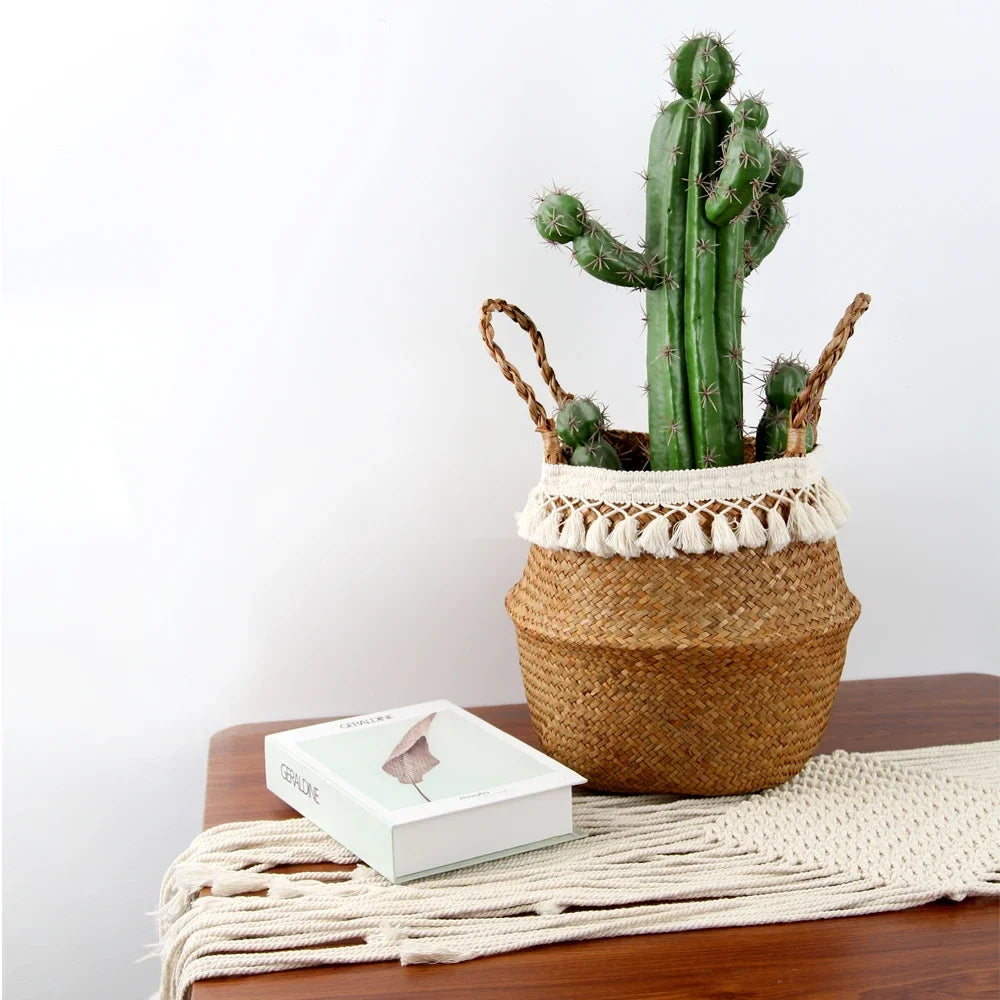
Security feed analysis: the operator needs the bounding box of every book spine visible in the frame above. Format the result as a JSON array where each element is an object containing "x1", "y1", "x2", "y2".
[{"x1": 263, "y1": 736, "x2": 397, "y2": 880}]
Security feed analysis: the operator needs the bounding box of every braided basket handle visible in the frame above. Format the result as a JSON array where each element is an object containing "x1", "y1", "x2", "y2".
[
  {"x1": 786, "y1": 292, "x2": 872, "y2": 457},
  {"x1": 480, "y1": 299, "x2": 572, "y2": 463}
]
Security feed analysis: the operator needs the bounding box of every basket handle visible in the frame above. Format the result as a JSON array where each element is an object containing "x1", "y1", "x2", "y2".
[
  {"x1": 786, "y1": 292, "x2": 872, "y2": 457},
  {"x1": 480, "y1": 299, "x2": 572, "y2": 463}
]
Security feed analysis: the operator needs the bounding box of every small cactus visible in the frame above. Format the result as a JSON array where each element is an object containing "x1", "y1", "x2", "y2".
[
  {"x1": 755, "y1": 409, "x2": 815, "y2": 461},
  {"x1": 762, "y1": 357, "x2": 809, "y2": 409},
  {"x1": 555, "y1": 397, "x2": 621, "y2": 469},
  {"x1": 572, "y1": 438, "x2": 622, "y2": 469},
  {"x1": 555, "y1": 397, "x2": 606, "y2": 447},
  {"x1": 755, "y1": 358, "x2": 814, "y2": 460}
]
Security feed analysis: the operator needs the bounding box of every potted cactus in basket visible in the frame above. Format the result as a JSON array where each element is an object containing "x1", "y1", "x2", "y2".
[{"x1": 480, "y1": 32, "x2": 870, "y2": 796}]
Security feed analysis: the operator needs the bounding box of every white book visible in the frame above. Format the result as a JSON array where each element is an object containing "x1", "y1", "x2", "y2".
[{"x1": 264, "y1": 699, "x2": 586, "y2": 883}]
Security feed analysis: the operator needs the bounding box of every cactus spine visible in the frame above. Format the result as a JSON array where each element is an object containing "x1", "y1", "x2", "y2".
[{"x1": 533, "y1": 34, "x2": 802, "y2": 471}]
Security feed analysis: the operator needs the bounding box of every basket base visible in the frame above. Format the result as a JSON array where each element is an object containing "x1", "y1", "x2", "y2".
[{"x1": 508, "y1": 541, "x2": 860, "y2": 795}]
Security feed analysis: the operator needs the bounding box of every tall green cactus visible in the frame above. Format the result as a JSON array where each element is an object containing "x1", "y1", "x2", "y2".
[{"x1": 533, "y1": 33, "x2": 803, "y2": 471}]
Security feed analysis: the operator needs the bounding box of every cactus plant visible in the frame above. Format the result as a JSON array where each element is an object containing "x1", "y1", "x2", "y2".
[
  {"x1": 755, "y1": 409, "x2": 815, "y2": 461},
  {"x1": 533, "y1": 34, "x2": 803, "y2": 471},
  {"x1": 554, "y1": 397, "x2": 622, "y2": 469},
  {"x1": 755, "y1": 357, "x2": 815, "y2": 460}
]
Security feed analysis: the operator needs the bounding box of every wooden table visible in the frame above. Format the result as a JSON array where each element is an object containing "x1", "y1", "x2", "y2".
[{"x1": 195, "y1": 674, "x2": 999, "y2": 999}]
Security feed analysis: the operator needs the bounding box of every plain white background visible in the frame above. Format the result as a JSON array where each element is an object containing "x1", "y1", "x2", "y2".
[{"x1": 3, "y1": 1, "x2": 998, "y2": 995}]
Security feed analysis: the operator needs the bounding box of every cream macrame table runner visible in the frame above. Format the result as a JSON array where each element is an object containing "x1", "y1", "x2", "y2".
[{"x1": 153, "y1": 741, "x2": 1000, "y2": 1000}]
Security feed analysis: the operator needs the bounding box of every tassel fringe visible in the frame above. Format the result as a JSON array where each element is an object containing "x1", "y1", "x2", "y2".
[
  {"x1": 638, "y1": 516, "x2": 676, "y2": 559},
  {"x1": 607, "y1": 517, "x2": 642, "y2": 559},
  {"x1": 710, "y1": 515, "x2": 740, "y2": 555},
  {"x1": 765, "y1": 506, "x2": 792, "y2": 554},
  {"x1": 585, "y1": 515, "x2": 613, "y2": 557},
  {"x1": 673, "y1": 512, "x2": 711, "y2": 555},
  {"x1": 516, "y1": 475, "x2": 850, "y2": 560}
]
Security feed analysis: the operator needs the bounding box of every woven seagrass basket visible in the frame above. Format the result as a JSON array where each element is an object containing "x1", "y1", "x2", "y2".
[{"x1": 481, "y1": 294, "x2": 870, "y2": 795}]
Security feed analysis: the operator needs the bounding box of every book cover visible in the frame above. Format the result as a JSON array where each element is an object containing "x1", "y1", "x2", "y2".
[{"x1": 264, "y1": 700, "x2": 585, "y2": 882}]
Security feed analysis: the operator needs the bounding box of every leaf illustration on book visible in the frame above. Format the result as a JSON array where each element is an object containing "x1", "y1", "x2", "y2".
[{"x1": 381, "y1": 713, "x2": 440, "y2": 802}]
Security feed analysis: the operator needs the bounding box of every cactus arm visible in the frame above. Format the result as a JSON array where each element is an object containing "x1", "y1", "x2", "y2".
[
  {"x1": 743, "y1": 193, "x2": 788, "y2": 275},
  {"x1": 683, "y1": 102, "x2": 728, "y2": 468},
  {"x1": 770, "y1": 147, "x2": 804, "y2": 198},
  {"x1": 705, "y1": 99, "x2": 772, "y2": 226},
  {"x1": 534, "y1": 192, "x2": 659, "y2": 289},
  {"x1": 573, "y1": 221, "x2": 661, "y2": 288},
  {"x1": 534, "y1": 192, "x2": 589, "y2": 244},
  {"x1": 644, "y1": 99, "x2": 695, "y2": 470},
  {"x1": 743, "y1": 146, "x2": 802, "y2": 276}
]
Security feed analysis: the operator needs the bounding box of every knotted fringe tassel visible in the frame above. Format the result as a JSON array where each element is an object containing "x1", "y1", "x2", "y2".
[
  {"x1": 533, "y1": 509, "x2": 563, "y2": 549},
  {"x1": 710, "y1": 515, "x2": 740, "y2": 554},
  {"x1": 818, "y1": 480, "x2": 851, "y2": 528},
  {"x1": 516, "y1": 495, "x2": 546, "y2": 540},
  {"x1": 673, "y1": 512, "x2": 711, "y2": 555},
  {"x1": 585, "y1": 515, "x2": 613, "y2": 557},
  {"x1": 736, "y1": 509, "x2": 768, "y2": 549},
  {"x1": 607, "y1": 516, "x2": 642, "y2": 558},
  {"x1": 558, "y1": 509, "x2": 587, "y2": 552},
  {"x1": 638, "y1": 516, "x2": 677, "y2": 558},
  {"x1": 787, "y1": 500, "x2": 822, "y2": 544},
  {"x1": 766, "y1": 506, "x2": 792, "y2": 554},
  {"x1": 809, "y1": 501, "x2": 837, "y2": 541}
]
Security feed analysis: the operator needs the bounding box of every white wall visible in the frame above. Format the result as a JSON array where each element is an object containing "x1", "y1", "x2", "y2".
[{"x1": 4, "y1": 1, "x2": 998, "y2": 995}]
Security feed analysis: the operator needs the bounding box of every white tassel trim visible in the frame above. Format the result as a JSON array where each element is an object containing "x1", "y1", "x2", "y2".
[
  {"x1": 533, "y1": 509, "x2": 563, "y2": 548},
  {"x1": 673, "y1": 512, "x2": 711, "y2": 555},
  {"x1": 710, "y1": 515, "x2": 740, "y2": 555},
  {"x1": 585, "y1": 515, "x2": 614, "y2": 557},
  {"x1": 787, "y1": 500, "x2": 821, "y2": 544},
  {"x1": 517, "y1": 473, "x2": 850, "y2": 559},
  {"x1": 607, "y1": 516, "x2": 642, "y2": 559},
  {"x1": 558, "y1": 509, "x2": 587, "y2": 552},
  {"x1": 638, "y1": 516, "x2": 677, "y2": 558},
  {"x1": 819, "y1": 480, "x2": 851, "y2": 528},
  {"x1": 766, "y1": 506, "x2": 792, "y2": 554},
  {"x1": 736, "y1": 509, "x2": 768, "y2": 549},
  {"x1": 516, "y1": 495, "x2": 546, "y2": 540}
]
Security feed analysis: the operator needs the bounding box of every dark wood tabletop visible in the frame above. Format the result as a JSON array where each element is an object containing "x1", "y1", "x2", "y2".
[{"x1": 193, "y1": 673, "x2": 999, "y2": 1000}]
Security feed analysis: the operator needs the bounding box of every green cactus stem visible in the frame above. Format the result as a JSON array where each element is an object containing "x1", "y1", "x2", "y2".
[
  {"x1": 706, "y1": 98, "x2": 771, "y2": 226},
  {"x1": 554, "y1": 397, "x2": 622, "y2": 468},
  {"x1": 709, "y1": 98, "x2": 771, "y2": 466},
  {"x1": 644, "y1": 97, "x2": 694, "y2": 469},
  {"x1": 755, "y1": 407, "x2": 815, "y2": 461},
  {"x1": 533, "y1": 191, "x2": 588, "y2": 243},
  {"x1": 755, "y1": 357, "x2": 813, "y2": 460},
  {"x1": 744, "y1": 146, "x2": 802, "y2": 276},
  {"x1": 683, "y1": 98, "x2": 727, "y2": 467},
  {"x1": 535, "y1": 194, "x2": 661, "y2": 289},
  {"x1": 763, "y1": 357, "x2": 809, "y2": 409},
  {"x1": 555, "y1": 397, "x2": 605, "y2": 447},
  {"x1": 571, "y1": 437, "x2": 622, "y2": 469}
]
